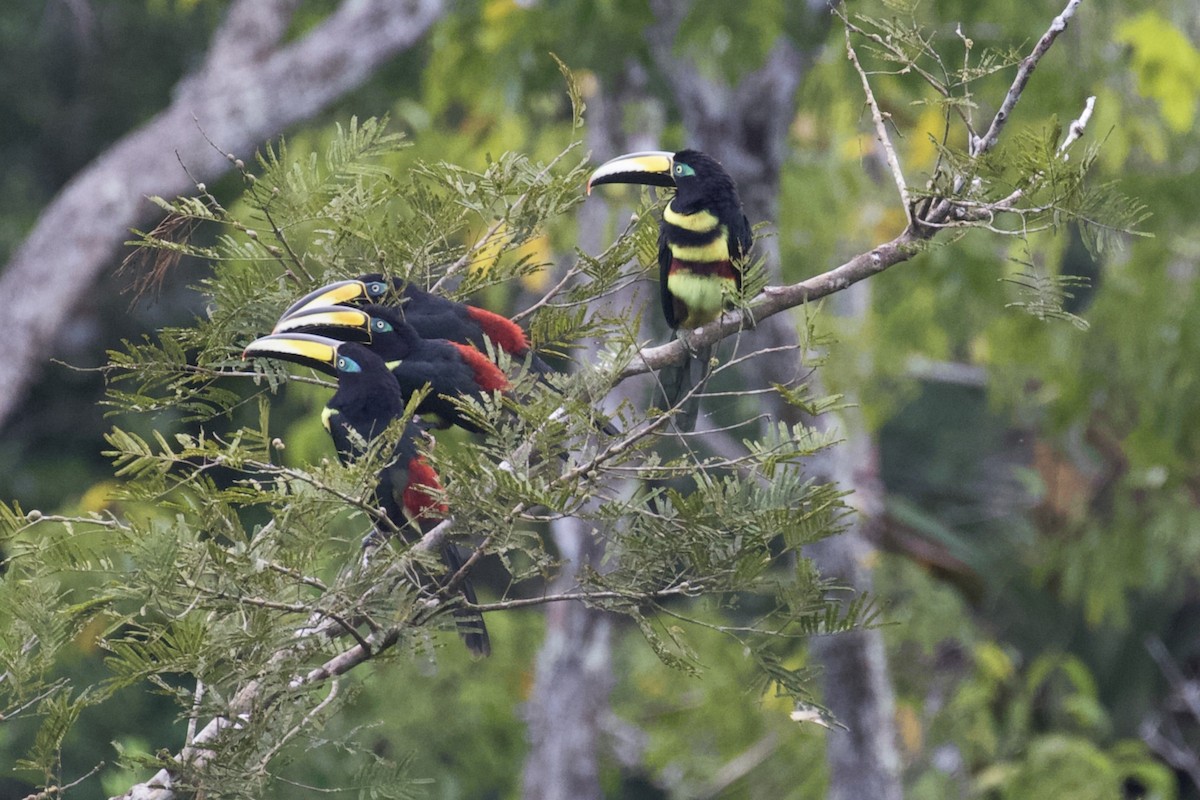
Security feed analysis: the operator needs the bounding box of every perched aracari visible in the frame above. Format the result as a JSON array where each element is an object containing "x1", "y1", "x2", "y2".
[
  {"x1": 587, "y1": 149, "x2": 752, "y2": 431},
  {"x1": 243, "y1": 333, "x2": 490, "y2": 657},
  {"x1": 278, "y1": 274, "x2": 553, "y2": 375},
  {"x1": 278, "y1": 275, "x2": 621, "y2": 437},
  {"x1": 272, "y1": 303, "x2": 510, "y2": 433}
]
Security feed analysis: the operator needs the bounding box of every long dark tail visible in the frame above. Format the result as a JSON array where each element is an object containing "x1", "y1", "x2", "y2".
[
  {"x1": 524, "y1": 349, "x2": 557, "y2": 379},
  {"x1": 522, "y1": 348, "x2": 622, "y2": 437},
  {"x1": 440, "y1": 543, "x2": 491, "y2": 658},
  {"x1": 657, "y1": 339, "x2": 712, "y2": 433}
]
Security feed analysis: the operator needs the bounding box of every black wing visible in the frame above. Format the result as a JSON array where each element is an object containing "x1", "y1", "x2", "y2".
[
  {"x1": 731, "y1": 212, "x2": 752, "y2": 289},
  {"x1": 657, "y1": 223, "x2": 678, "y2": 329}
]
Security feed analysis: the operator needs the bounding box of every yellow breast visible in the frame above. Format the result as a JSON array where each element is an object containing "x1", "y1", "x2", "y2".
[{"x1": 663, "y1": 204, "x2": 720, "y2": 233}]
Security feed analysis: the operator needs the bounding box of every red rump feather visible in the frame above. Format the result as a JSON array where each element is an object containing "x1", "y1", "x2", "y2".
[
  {"x1": 465, "y1": 307, "x2": 529, "y2": 356},
  {"x1": 403, "y1": 456, "x2": 447, "y2": 520},
  {"x1": 452, "y1": 343, "x2": 510, "y2": 392}
]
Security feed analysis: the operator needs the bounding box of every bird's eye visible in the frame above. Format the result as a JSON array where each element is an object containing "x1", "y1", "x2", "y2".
[
  {"x1": 372, "y1": 318, "x2": 392, "y2": 333},
  {"x1": 337, "y1": 355, "x2": 362, "y2": 373},
  {"x1": 674, "y1": 163, "x2": 695, "y2": 178},
  {"x1": 367, "y1": 282, "x2": 387, "y2": 297}
]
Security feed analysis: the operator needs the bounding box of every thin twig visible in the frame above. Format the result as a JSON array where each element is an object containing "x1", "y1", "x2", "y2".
[
  {"x1": 513, "y1": 261, "x2": 584, "y2": 324},
  {"x1": 466, "y1": 585, "x2": 696, "y2": 613},
  {"x1": 513, "y1": 213, "x2": 641, "y2": 324},
  {"x1": 844, "y1": 23, "x2": 913, "y2": 225},
  {"x1": 254, "y1": 680, "x2": 342, "y2": 773},
  {"x1": 185, "y1": 680, "x2": 204, "y2": 747},
  {"x1": 20, "y1": 762, "x2": 106, "y2": 800},
  {"x1": 1058, "y1": 94, "x2": 1096, "y2": 157}
]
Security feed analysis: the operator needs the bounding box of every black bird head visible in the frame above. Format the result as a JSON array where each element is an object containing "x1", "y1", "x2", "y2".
[
  {"x1": 244, "y1": 332, "x2": 407, "y2": 438},
  {"x1": 586, "y1": 149, "x2": 742, "y2": 215},
  {"x1": 244, "y1": 333, "x2": 383, "y2": 382},
  {"x1": 270, "y1": 304, "x2": 423, "y2": 362},
  {"x1": 354, "y1": 304, "x2": 425, "y2": 362},
  {"x1": 271, "y1": 305, "x2": 374, "y2": 343},
  {"x1": 357, "y1": 273, "x2": 403, "y2": 302},
  {"x1": 275, "y1": 276, "x2": 407, "y2": 326}
]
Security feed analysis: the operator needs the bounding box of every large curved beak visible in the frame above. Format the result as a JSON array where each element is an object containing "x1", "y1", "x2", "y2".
[
  {"x1": 243, "y1": 333, "x2": 342, "y2": 376},
  {"x1": 586, "y1": 151, "x2": 676, "y2": 195},
  {"x1": 276, "y1": 280, "x2": 369, "y2": 327},
  {"x1": 271, "y1": 306, "x2": 373, "y2": 342}
]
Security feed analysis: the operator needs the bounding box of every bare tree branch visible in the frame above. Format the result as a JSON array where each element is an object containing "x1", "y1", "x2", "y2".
[
  {"x1": 620, "y1": 231, "x2": 923, "y2": 380},
  {"x1": 1059, "y1": 95, "x2": 1097, "y2": 157},
  {"x1": 21, "y1": 761, "x2": 106, "y2": 800},
  {"x1": 972, "y1": 0, "x2": 1084, "y2": 155}
]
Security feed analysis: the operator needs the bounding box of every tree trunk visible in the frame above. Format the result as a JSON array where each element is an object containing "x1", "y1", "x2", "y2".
[
  {"x1": 522, "y1": 518, "x2": 616, "y2": 800},
  {"x1": 521, "y1": 75, "x2": 662, "y2": 800},
  {"x1": 806, "y1": 328, "x2": 904, "y2": 800}
]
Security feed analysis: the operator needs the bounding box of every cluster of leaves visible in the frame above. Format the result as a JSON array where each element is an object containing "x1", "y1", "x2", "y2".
[
  {"x1": 0, "y1": 115, "x2": 854, "y2": 796},
  {"x1": 876, "y1": 557, "x2": 1178, "y2": 800},
  {"x1": 839, "y1": 2, "x2": 1148, "y2": 325}
]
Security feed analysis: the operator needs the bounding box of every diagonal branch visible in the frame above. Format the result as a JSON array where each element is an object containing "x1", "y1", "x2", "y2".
[
  {"x1": 972, "y1": 0, "x2": 1084, "y2": 156},
  {"x1": 620, "y1": 232, "x2": 923, "y2": 380}
]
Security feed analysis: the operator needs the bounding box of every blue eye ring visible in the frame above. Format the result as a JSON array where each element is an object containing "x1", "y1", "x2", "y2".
[
  {"x1": 371, "y1": 318, "x2": 393, "y2": 333},
  {"x1": 366, "y1": 281, "x2": 388, "y2": 297},
  {"x1": 674, "y1": 163, "x2": 695, "y2": 178},
  {"x1": 336, "y1": 355, "x2": 362, "y2": 373}
]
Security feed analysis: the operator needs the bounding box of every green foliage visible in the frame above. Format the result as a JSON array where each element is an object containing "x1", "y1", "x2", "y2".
[
  {"x1": 1002, "y1": 264, "x2": 1091, "y2": 330},
  {"x1": 1115, "y1": 11, "x2": 1200, "y2": 134},
  {"x1": 1, "y1": 116, "x2": 848, "y2": 796},
  {"x1": 842, "y1": 2, "x2": 1148, "y2": 267},
  {"x1": 879, "y1": 558, "x2": 1178, "y2": 800}
]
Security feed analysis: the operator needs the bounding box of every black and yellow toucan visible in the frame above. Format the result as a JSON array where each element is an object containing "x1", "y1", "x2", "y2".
[
  {"x1": 587, "y1": 149, "x2": 752, "y2": 430},
  {"x1": 243, "y1": 333, "x2": 491, "y2": 657},
  {"x1": 277, "y1": 274, "x2": 553, "y2": 375},
  {"x1": 277, "y1": 275, "x2": 621, "y2": 437},
  {"x1": 273, "y1": 304, "x2": 510, "y2": 434}
]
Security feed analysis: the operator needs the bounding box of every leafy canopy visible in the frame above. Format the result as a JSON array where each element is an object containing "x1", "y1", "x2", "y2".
[{"x1": 0, "y1": 115, "x2": 852, "y2": 796}]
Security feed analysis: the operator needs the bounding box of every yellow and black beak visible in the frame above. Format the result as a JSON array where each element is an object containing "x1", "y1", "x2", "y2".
[
  {"x1": 586, "y1": 150, "x2": 676, "y2": 195},
  {"x1": 271, "y1": 305, "x2": 373, "y2": 342},
  {"x1": 276, "y1": 280, "x2": 370, "y2": 327},
  {"x1": 243, "y1": 333, "x2": 342, "y2": 376}
]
